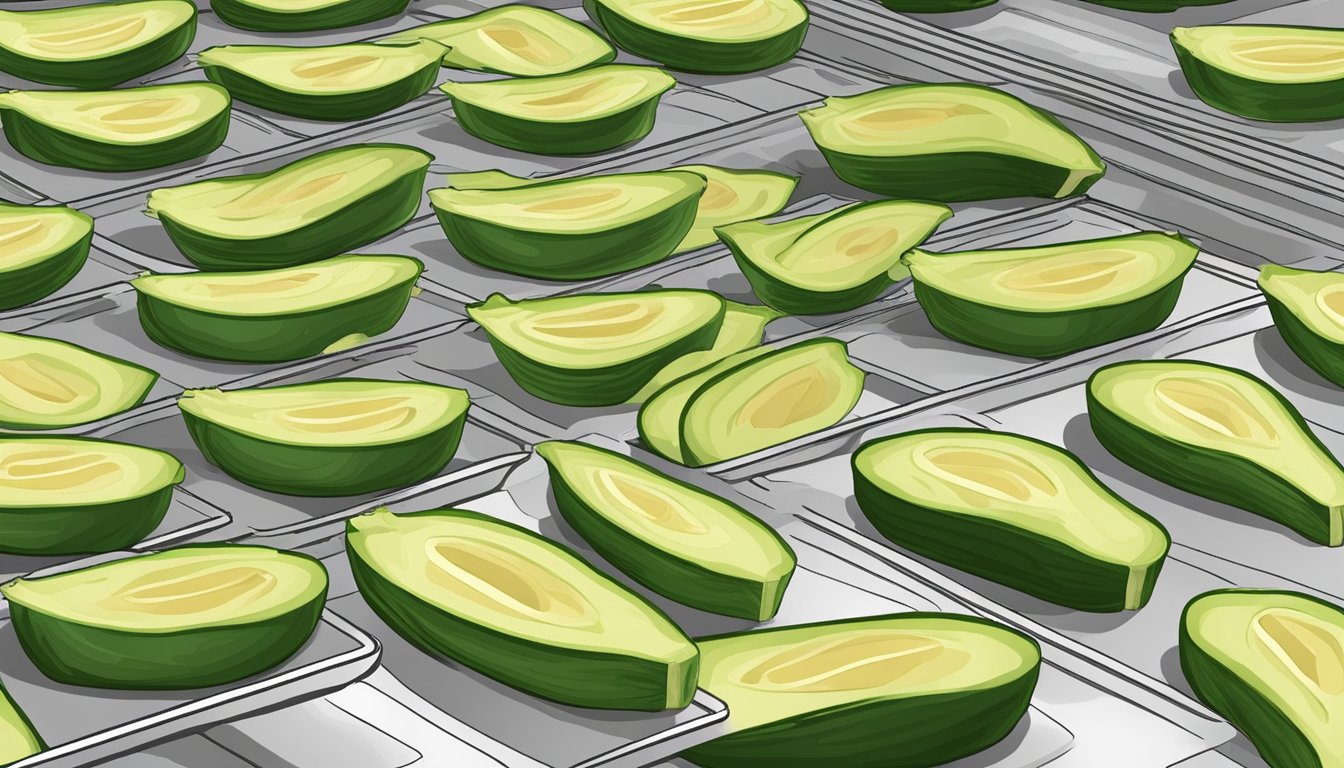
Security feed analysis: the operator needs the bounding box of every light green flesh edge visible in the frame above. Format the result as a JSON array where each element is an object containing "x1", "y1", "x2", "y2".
[{"x1": 1260, "y1": 264, "x2": 1344, "y2": 344}]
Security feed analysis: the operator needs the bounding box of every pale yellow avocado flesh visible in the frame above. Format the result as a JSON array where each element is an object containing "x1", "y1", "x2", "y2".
[
  {"x1": 1260, "y1": 265, "x2": 1344, "y2": 343},
  {"x1": 605, "y1": 0, "x2": 807, "y2": 43},
  {"x1": 0, "y1": 205, "x2": 90, "y2": 272},
  {"x1": 0, "y1": 0, "x2": 192, "y2": 60},
  {"x1": 0, "y1": 698, "x2": 40, "y2": 766},
  {"x1": 197, "y1": 40, "x2": 445, "y2": 94},
  {"x1": 385, "y1": 6, "x2": 614, "y2": 76},
  {"x1": 440, "y1": 64, "x2": 675, "y2": 122},
  {"x1": 0, "y1": 438, "x2": 181, "y2": 508},
  {"x1": 0, "y1": 84, "x2": 227, "y2": 144},
  {"x1": 179, "y1": 381, "x2": 468, "y2": 448},
  {"x1": 668, "y1": 165, "x2": 796, "y2": 252},
  {"x1": 1172, "y1": 26, "x2": 1344, "y2": 84},
  {"x1": 0, "y1": 333, "x2": 155, "y2": 427},
  {"x1": 0, "y1": 546, "x2": 325, "y2": 633}
]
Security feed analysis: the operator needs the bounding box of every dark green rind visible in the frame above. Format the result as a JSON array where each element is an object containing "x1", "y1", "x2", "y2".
[
  {"x1": 475, "y1": 294, "x2": 726, "y2": 406},
  {"x1": 134, "y1": 261, "x2": 422, "y2": 363},
  {"x1": 878, "y1": 0, "x2": 997, "y2": 11},
  {"x1": 157, "y1": 147, "x2": 430, "y2": 271},
  {"x1": 346, "y1": 508, "x2": 699, "y2": 711},
  {"x1": 852, "y1": 429, "x2": 1169, "y2": 612},
  {"x1": 201, "y1": 56, "x2": 439, "y2": 121},
  {"x1": 5, "y1": 546, "x2": 327, "y2": 690},
  {"x1": 1087, "y1": 361, "x2": 1344, "y2": 546},
  {"x1": 720, "y1": 228, "x2": 894, "y2": 315},
  {"x1": 0, "y1": 684, "x2": 44, "y2": 758},
  {"x1": 0, "y1": 219, "x2": 91, "y2": 310},
  {"x1": 1264, "y1": 289, "x2": 1344, "y2": 388},
  {"x1": 1180, "y1": 589, "x2": 1330, "y2": 768},
  {"x1": 812, "y1": 146, "x2": 1103, "y2": 203},
  {"x1": 1085, "y1": 0, "x2": 1231, "y2": 10},
  {"x1": 0, "y1": 4, "x2": 197, "y2": 88},
  {"x1": 1173, "y1": 33, "x2": 1344, "y2": 122},
  {"x1": 540, "y1": 442, "x2": 795, "y2": 621},
  {"x1": 583, "y1": 0, "x2": 806, "y2": 74},
  {"x1": 682, "y1": 614, "x2": 1040, "y2": 768},
  {"x1": 449, "y1": 95, "x2": 664, "y2": 156},
  {"x1": 210, "y1": 0, "x2": 409, "y2": 32}
]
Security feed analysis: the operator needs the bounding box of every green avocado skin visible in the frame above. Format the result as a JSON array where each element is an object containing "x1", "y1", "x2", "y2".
[
  {"x1": 450, "y1": 97, "x2": 662, "y2": 156},
  {"x1": 724, "y1": 235, "x2": 893, "y2": 315},
  {"x1": 135, "y1": 267, "x2": 420, "y2": 363},
  {"x1": 0, "y1": 101, "x2": 230, "y2": 172},
  {"x1": 682, "y1": 614, "x2": 1039, "y2": 768},
  {"x1": 0, "y1": 225, "x2": 91, "y2": 310},
  {"x1": 583, "y1": 0, "x2": 806, "y2": 74},
  {"x1": 0, "y1": 485, "x2": 178, "y2": 556},
  {"x1": 346, "y1": 508, "x2": 698, "y2": 711},
  {"x1": 201, "y1": 59, "x2": 438, "y2": 122},
  {"x1": 1087, "y1": 362, "x2": 1343, "y2": 546},
  {"x1": 210, "y1": 0, "x2": 408, "y2": 31},
  {"x1": 1264, "y1": 291, "x2": 1344, "y2": 388},
  {"x1": 1173, "y1": 36, "x2": 1344, "y2": 122},
  {"x1": 852, "y1": 430, "x2": 1168, "y2": 612},
  {"x1": 877, "y1": 0, "x2": 997, "y2": 11},
  {"x1": 0, "y1": 4, "x2": 197, "y2": 88},
  {"x1": 814, "y1": 147, "x2": 1103, "y2": 203}
]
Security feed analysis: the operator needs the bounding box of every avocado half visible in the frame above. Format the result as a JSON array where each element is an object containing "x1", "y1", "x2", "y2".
[
  {"x1": 632, "y1": 300, "x2": 780, "y2": 402},
  {"x1": 681, "y1": 614, "x2": 1041, "y2": 768},
  {"x1": 1260, "y1": 265, "x2": 1344, "y2": 387},
  {"x1": 133, "y1": 254, "x2": 423, "y2": 363},
  {"x1": 1182, "y1": 589, "x2": 1344, "y2": 767},
  {"x1": 0, "y1": 332, "x2": 158, "y2": 430},
  {"x1": 0, "y1": 83, "x2": 230, "y2": 172},
  {"x1": 0, "y1": 544, "x2": 328, "y2": 689},
  {"x1": 538, "y1": 440, "x2": 796, "y2": 620},
  {"x1": 801, "y1": 83, "x2": 1105, "y2": 202},
  {"x1": 384, "y1": 5, "x2": 615, "y2": 77},
  {"x1": 1088, "y1": 359, "x2": 1344, "y2": 546},
  {"x1": 0, "y1": 685, "x2": 42, "y2": 765},
  {"x1": 440, "y1": 64, "x2": 675, "y2": 155},
  {"x1": 905, "y1": 231, "x2": 1199, "y2": 357},
  {"x1": 211, "y1": 0, "x2": 408, "y2": 32},
  {"x1": 584, "y1": 0, "x2": 808, "y2": 74},
  {"x1": 0, "y1": 202, "x2": 93, "y2": 310},
  {"x1": 146, "y1": 144, "x2": 431, "y2": 270},
  {"x1": 854, "y1": 428, "x2": 1171, "y2": 611},
  {"x1": 346, "y1": 506, "x2": 699, "y2": 710},
  {"x1": 0, "y1": 0, "x2": 197, "y2": 88},
  {"x1": 1172, "y1": 26, "x2": 1344, "y2": 122}
]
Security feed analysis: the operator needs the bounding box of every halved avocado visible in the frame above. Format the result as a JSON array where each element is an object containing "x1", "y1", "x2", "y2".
[
  {"x1": 1088, "y1": 360, "x2": 1344, "y2": 546},
  {"x1": 439, "y1": 64, "x2": 675, "y2": 155},
  {"x1": 680, "y1": 338, "x2": 864, "y2": 467},
  {"x1": 179, "y1": 379, "x2": 469, "y2": 497},
  {"x1": 905, "y1": 231, "x2": 1199, "y2": 357},
  {"x1": 430, "y1": 170, "x2": 705, "y2": 280},
  {"x1": 146, "y1": 144, "x2": 431, "y2": 271},
  {"x1": 878, "y1": 0, "x2": 997, "y2": 10},
  {"x1": 584, "y1": 0, "x2": 808, "y2": 74},
  {"x1": 384, "y1": 5, "x2": 615, "y2": 77},
  {"x1": 854, "y1": 428, "x2": 1171, "y2": 611},
  {"x1": 640, "y1": 347, "x2": 772, "y2": 463},
  {"x1": 468, "y1": 290, "x2": 725, "y2": 406},
  {"x1": 0, "y1": 332, "x2": 157, "y2": 430},
  {"x1": 1182, "y1": 589, "x2": 1344, "y2": 768},
  {"x1": 0, "y1": 202, "x2": 93, "y2": 310},
  {"x1": 537, "y1": 440, "x2": 796, "y2": 620},
  {"x1": 0, "y1": 83, "x2": 230, "y2": 171},
  {"x1": 0, "y1": 0, "x2": 197, "y2": 88},
  {"x1": 668, "y1": 165, "x2": 797, "y2": 252},
  {"x1": 721, "y1": 199, "x2": 952, "y2": 315},
  {"x1": 199, "y1": 40, "x2": 446, "y2": 122},
  {"x1": 800, "y1": 83, "x2": 1106, "y2": 202},
  {"x1": 0, "y1": 685, "x2": 42, "y2": 765},
  {"x1": 132, "y1": 254, "x2": 422, "y2": 363},
  {"x1": 346, "y1": 506, "x2": 699, "y2": 710},
  {"x1": 681, "y1": 614, "x2": 1041, "y2": 768},
  {"x1": 0, "y1": 544, "x2": 327, "y2": 689},
  {"x1": 211, "y1": 0, "x2": 408, "y2": 32},
  {"x1": 1173, "y1": 26, "x2": 1344, "y2": 122},
  {"x1": 631, "y1": 301, "x2": 779, "y2": 402},
  {"x1": 0, "y1": 437, "x2": 183, "y2": 556},
  {"x1": 1260, "y1": 265, "x2": 1344, "y2": 387}
]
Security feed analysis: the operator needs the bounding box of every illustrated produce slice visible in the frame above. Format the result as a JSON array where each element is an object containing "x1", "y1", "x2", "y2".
[
  {"x1": 667, "y1": 164, "x2": 797, "y2": 252},
  {"x1": 641, "y1": 347, "x2": 772, "y2": 463},
  {"x1": 0, "y1": 544, "x2": 327, "y2": 689},
  {"x1": 0, "y1": 83, "x2": 230, "y2": 171},
  {"x1": 878, "y1": 0, "x2": 997, "y2": 10},
  {"x1": 800, "y1": 83, "x2": 1106, "y2": 202},
  {"x1": 468, "y1": 290, "x2": 725, "y2": 406},
  {"x1": 631, "y1": 301, "x2": 779, "y2": 402},
  {"x1": 0, "y1": 437, "x2": 183, "y2": 556},
  {"x1": 1172, "y1": 26, "x2": 1344, "y2": 122},
  {"x1": 722, "y1": 199, "x2": 952, "y2": 315},
  {"x1": 146, "y1": 144, "x2": 431, "y2": 271},
  {"x1": 133, "y1": 254, "x2": 422, "y2": 363},
  {"x1": 0, "y1": 202, "x2": 93, "y2": 310},
  {"x1": 681, "y1": 614, "x2": 1041, "y2": 768},
  {"x1": 180, "y1": 379, "x2": 469, "y2": 497},
  {"x1": 679, "y1": 338, "x2": 864, "y2": 467},
  {"x1": 0, "y1": 332, "x2": 157, "y2": 430},
  {"x1": 853, "y1": 429, "x2": 1170, "y2": 611},
  {"x1": 199, "y1": 40, "x2": 446, "y2": 122},
  {"x1": 384, "y1": 5, "x2": 615, "y2": 77},
  {"x1": 905, "y1": 231, "x2": 1199, "y2": 357},
  {"x1": 211, "y1": 0, "x2": 408, "y2": 32},
  {"x1": 538, "y1": 440, "x2": 796, "y2": 620},
  {"x1": 430, "y1": 170, "x2": 705, "y2": 280},
  {"x1": 1182, "y1": 589, "x2": 1344, "y2": 768},
  {"x1": 0, "y1": 0, "x2": 197, "y2": 88},
  {"x1": 1088, "y1": 360, "x2": 1344, "y2": 546},
  {"x1": 346, "y1": 506, "x2": 699, "y2": 710},
  {"x1": 1260, "y1": 265, "x2": 1344, "y2": 387},
  {"x1": 584, "y1": 0, "x2": 808, "y2": 74},
  {"x1": 439, "y1": 64, "x2": 675, "y2": 155},
  {"x1": 0, "y1": 685, "x2": 42, "y2": 765}
]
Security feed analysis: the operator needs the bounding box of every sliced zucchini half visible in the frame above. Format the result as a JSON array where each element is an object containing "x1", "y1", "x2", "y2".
[
  {"x1": 384, "y1": 5, "x2": 615, "y2": 77},
  {"x1": 211, "y1": 0, "x2": 409, "y2": 32},
  {"x1": 0, "y1": 202, "x2": 93, "y2": 310},
  {"x1": 1260, "y1": 264, "x2": 1344, "y2": 387},
  {"x1": 0, "y1": 332, "x2": 158, "y2": 430},
  {"x1": 584, "y1": 0, "x2": 808, "y2": 74}
]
